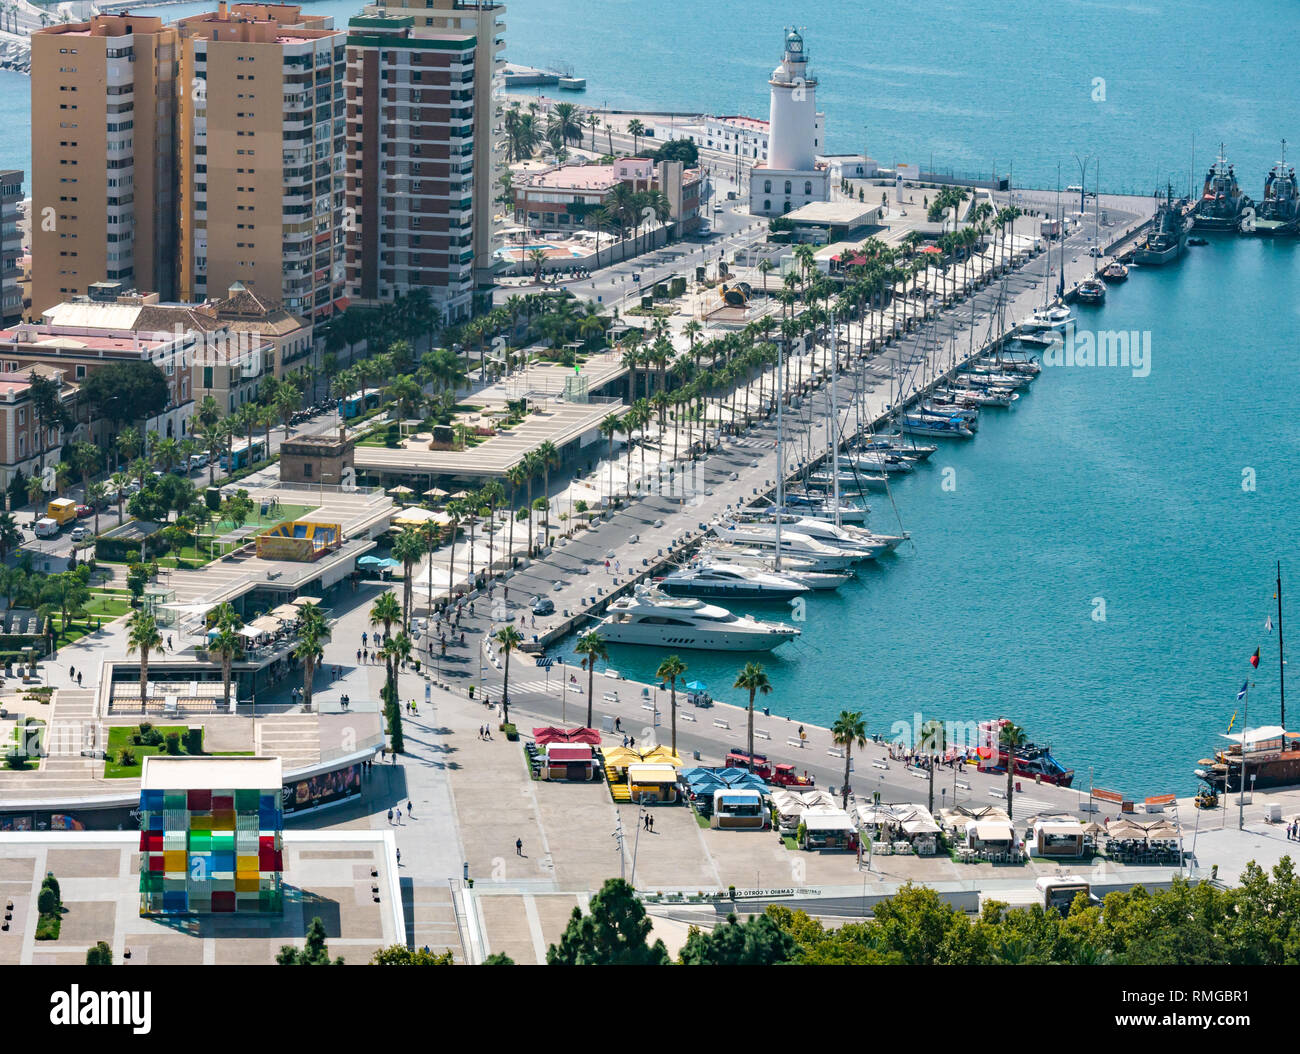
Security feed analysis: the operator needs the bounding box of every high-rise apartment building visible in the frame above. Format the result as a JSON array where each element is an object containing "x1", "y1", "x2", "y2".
[
  {"x1": 365, "y1": 0, "x2": 505, "y2": 290},
  {"x1": 176, "y1": 3, "x2": 347, "y2": 321},
  {"x1": 29, "y1": 15, "x2": 179, "y2": 317},
  {"x1": 344, "y1": 14, "x2": 476, "y2": 322},
  {"x1": 0, "y1": 171, "x2": 22, "y2": 322}
]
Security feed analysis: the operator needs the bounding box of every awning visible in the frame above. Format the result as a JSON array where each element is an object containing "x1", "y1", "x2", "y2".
[
  {"x1": 715, "y1": 790, "x2": 763, "y2": 806},
  {"x1": 269, "y1": 603, "x2": 300, "y2": 622},
  {"x1": 533, "y1": 726, "x2": 601, "y2": 746},
  {"x1": 545, "y1": 745, "x2": 593, "y2": 763},
  {"x1": 248, "y1": 615, "x2": 283, "y2": 634},
  {"x1": 901, "y1": 819, "x2": 941, "y2": 836},
  {"x1": 237, "y1": 626, "x2": 262, "y2": 639},
  {"x1": 1036, "y1": 821, "x2": 1083, "y2": 837},
  {"x1": 803, "y1": 809, "x2": 855, "y2": 832},
  {"x1": 627, "y1": 763, "x2": 678, "y2": 783},
  {"x1": 968, "y1": 821, "x2": 1014, "y2": 841}
]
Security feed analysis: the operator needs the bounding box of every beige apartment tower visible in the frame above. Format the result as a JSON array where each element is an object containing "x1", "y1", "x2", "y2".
[
  {"x1": 176, "y1": 3, "x2": 347, "y2": 321},
  {"x1": 365, "y1": 0, "x2": 504, "y2": 289},
  {"x1": 30, "y1": 15, "x2": 179, "y2": 318}
]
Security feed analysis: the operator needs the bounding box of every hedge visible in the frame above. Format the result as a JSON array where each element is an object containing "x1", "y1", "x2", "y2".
[{"x1": 96, "y1": 537, "x2": 143, "y2": 563}]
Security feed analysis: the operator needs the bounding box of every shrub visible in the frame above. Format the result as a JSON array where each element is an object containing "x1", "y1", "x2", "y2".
[
  {"x1": 86, "y1": 941, "x2": 113, "y2": 966},
  {"x1": 117, "y1": 748, "x2": 135, "y2": 767},
  {"x1": 4, "y1": 751, "x2": 28, "y2": 770},
  {"x1": 205, "y1": 487, "x2": 222, "y2": 512},
  {"x1": 164, "y1": 731, "x2": 181, "y2": 755},
  {"x1": 37, "y1": 886, "x2": 57, "y2": 915},
  {"x1": 796, "y1": 822, "x2": 807, "y2": 846},
  {"x1": 183, "y1": 727, "x2": 202, "y2": 755},
  {"x1": 41, "y1": 874, "x2": 59, "y2": 903},
  {"x1": 95, "y1": 537, "x2": 144, "y2": 563}
]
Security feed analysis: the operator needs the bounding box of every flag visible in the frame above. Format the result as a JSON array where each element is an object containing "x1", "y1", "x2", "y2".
[
  {"x1": 1227, "y1": 709, "x2": 1238, "y2": 732},
  {"x1": 1266, "y1": 615, "x2": 1273, "y2": 632},
  {"x1": 1237, "y1": 681, "x2": 1248, "y2": 701},
  {"x1": 1250, "y1": 647, "x2": 1260, "y2": 668}
]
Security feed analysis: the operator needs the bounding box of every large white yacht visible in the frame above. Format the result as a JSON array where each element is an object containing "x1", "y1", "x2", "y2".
[
  {"x1": 700, "y1": 546, "x2": 852, "y2": 590},
  {"x1": 596, "y1": 590, "x2": 800, "y2": 651},
  {"x1": 657, "y1": 562, "x2": 810, "y2": 601},
  {"x1": 710, "y1": 524, "x2": 862, "y2": 570}
]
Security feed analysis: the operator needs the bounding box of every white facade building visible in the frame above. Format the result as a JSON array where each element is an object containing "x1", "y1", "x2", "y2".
[{"x1": 748, "y1": 29, "x2": 829, "y2": 218}]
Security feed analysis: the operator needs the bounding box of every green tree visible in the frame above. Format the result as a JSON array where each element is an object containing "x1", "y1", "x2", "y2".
[
  {"x1": 293, "y1": 612, "x2": 330, "y2": 711},
  {"x1": 547, "y1": 878, "x2": 669, "y2": 965},
  {"x1": 678, "y1": 912, "x2": 798, "y2": 966},
  {"x1": 276, "y1": 916, "x2": 343, "y2": 965},
  {"x1": 391, "y1": 527, "x2": 427, "y2": 629},
  {"x1": 126, "y1": 610, "x2": 163, "y2": 707},
  {"x1": 575, "y1": 630, "x2": 607, "y2": 729},
  {"x1": 493, "y1": 624, "x2": 523, "y2": 726},
  {"x1": 656, "y1": 654, "x2": 686, "y2": 756},
  {"x1": 999, "y1": 721, "x2": 1028, "y2": 820},
  {"x1": 85, "y1": 940, "x2": 113, "y2": 965},
  {"x1": 369, "y1": 945, "x2": 455, "y2": 965},
  {"x1": 831, "y1": 710, "x2": 868, "y2": 810},
  {"x1": 209, "y1": 603, "x2": 243, "y2": 712},
  {"x1": 733, "y1": 661, "x2": 772, "y2": 770}
]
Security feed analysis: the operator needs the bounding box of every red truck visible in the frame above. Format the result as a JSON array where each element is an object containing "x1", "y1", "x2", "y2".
[
  {"x1": 769, "y1": 763, "x2": 814, "y2": 787},
  {"x1": 724, "y1": 750, "x2": 771, "y2": 780}
]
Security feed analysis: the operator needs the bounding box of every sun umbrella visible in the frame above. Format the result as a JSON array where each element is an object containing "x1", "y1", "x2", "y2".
[
  {"x1": 388, "y1": 484, "x2": 415, "y2": 495},
  {"x1": 424, "y1": 487, "x2": 448, "y2": 499},
  {"x1": 685, "y1": 680, "x2": 708, "y2": 692}
]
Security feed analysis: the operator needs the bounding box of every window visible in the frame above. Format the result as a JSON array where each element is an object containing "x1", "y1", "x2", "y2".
[
  {"x1": 784, "y1": 180, "x2": 792, "y2": 194},
  {"x1": 303, "y1": 462, "x2": 313, "y2": 478},
  {"x1": 804, "y1": 180, "x2": 812, "y2": 196},
  {"x1": 763, "y1": 179, "x2": 771, "y2": 193},
  {"x1": 764, "y1": 200, "x2": 771, "y2": 212}
]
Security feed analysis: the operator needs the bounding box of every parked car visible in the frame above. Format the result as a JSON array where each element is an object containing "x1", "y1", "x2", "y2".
[
  {"x1": 70, "y1": 526, "x2": 92, "y2": 543},
  {"x1": 531, "y1": 596, "x2": 555, "y2": 616},
  {"x1": 75, "y1": 504, "x2": 92, "y2": 519}
]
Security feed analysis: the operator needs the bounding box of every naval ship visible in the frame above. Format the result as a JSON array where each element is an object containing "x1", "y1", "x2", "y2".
[
  {"x1": 1192, "y1": 145, "x2": 1250, "y2": 230},
  {"x1": 1247, "y1": 140, "x2": 1299, "y2": 236},
  {"x1": 1133, "y1": 184, "x2": 1189, "y2": 265}
]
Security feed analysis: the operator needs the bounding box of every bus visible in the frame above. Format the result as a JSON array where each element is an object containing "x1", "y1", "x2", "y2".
[
  {"x1": 339, "y1": 390, "x2": 382, "y2": 420},
  {"x1": 219, "y1": 438, "x2": 267, "y2": 472}
]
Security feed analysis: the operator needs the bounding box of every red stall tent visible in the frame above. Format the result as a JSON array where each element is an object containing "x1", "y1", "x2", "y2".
[
  {"x1": 542, "y1": 743, "x2": 597, "y2": 782},
  {"x1": 533, "y1": 727, "x2": 602, "y2": 746}
]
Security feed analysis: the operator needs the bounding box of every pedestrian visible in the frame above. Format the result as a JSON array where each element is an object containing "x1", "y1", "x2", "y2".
[
  {"x1": 642, "y1": 813, "x2": 649, "y2": 830},
  {"x1": 362, "y1": 631, "x2": 368, "y2": 646},
  {"x1": 381, "y1": 746, "x2": 386, "y2": 762},
  {"x1": 357, "y1": 649, "x2": 362, "y2": 664},
  {"x1": 392, "y1": 749, "x2": 397, "y2": 764},
  {"x1": 648, "y1": 814, "x2": 654, "y2": 832},
  {"x1": 516, "y1": 838, "x2": 523, "y2": 856},
  {"x1": 395, "y1": 848, "x2": 401, "y2": 866},
  {"x1": 629, "y1": 736, "x2": 635, "y2": 749},
  {"x1": 69, "y1": 665, "x2": 75, "y2": 679},
  {"x1": 76, "y1": 672, "x2": 82, "y2": 687},
  {"x1": 615, "y1": 717, "x2": 622, "y2": 732},
  {"x1": 407, "y1": 800, "x2": 413, "y2": 816},
  {"x1": 396, "y1": 808, "x2": 402, "y2": 824},
  {"x1": 387, "y1": 808, "x2": 394, "y2": 824}
]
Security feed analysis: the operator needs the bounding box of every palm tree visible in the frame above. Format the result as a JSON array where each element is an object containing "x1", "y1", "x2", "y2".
[
  {"x1": 418, "y1": 520, "x2": 442, "y2": 619},
  {"x1": 535, "y1": 440, "x2": 559, "y2": 543},
  {"x1": 294, "y1": 617, "x2": 329, "y2": 711},
  {"x1": 1000, "y1": 721, "x2": 1028, "y2": 820},
  {"x1": 370, "y1": 591, "x2": 400, "y2": 642},
  {"x1": 443, "y1": 498, "x2": 466, "y2": 600},
  {"x1": 575, "y1": 630, "x2": 608, "y2": 728},
  {"x1": 494, "y1": 624, "x2": 524, "y2": 725},
  {"x1": 920, "y1": 718, "x2": 947, "y2": 815},
  {"x1": 479, "y1": 480, "x2": 505, "y2": 581},
  {"x1": 0, "y1": 512, "x2": 19, "y2": 560},
  {"x1": 831, "y1": 710, "x2": 868, "y2": 810},
  {"x1": 126, "y1": 611, "x2": 163, "y2": 708},
  {"x1": 656, "y1": 654, "x2": 687, "y2": 755},
  {"x1": 732, "y1": 661, "x2": 772, "y2": 768},
  {"x1": 626, "y1": 118, "x2": 645, "y2": 155},
  {"x1": 209, "y1": 602, "x2": 243, "y2": 712},
  {"x1": 391, "y1": 527, "x2": 426, "y2": 629}
]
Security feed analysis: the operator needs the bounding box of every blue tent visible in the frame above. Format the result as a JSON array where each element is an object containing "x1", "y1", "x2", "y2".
[
  {"x1": 685, "y1": 680, "x2": 709, "y2": 692},
  {"x1": 358, "y1": 555, "x2": 399, "y2": 569}
]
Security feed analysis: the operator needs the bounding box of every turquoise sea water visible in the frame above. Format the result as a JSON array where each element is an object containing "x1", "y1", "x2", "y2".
[
  {"x1": 554, "y1": 233, "x2": 1300, "y2": 795},
  {"x1": 0, "y1": 2, "x2": 1297, "y2": 792}
]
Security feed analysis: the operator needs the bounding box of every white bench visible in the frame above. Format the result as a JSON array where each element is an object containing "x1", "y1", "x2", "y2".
[
  {"x1": 754, "y1": 730, "x2": 770, "y2": 741},
  {"x1": 826, "y1": 748, "x2": 844, "y2": 759},
  {"x1": 680, "y1": 711, "x2": 696, "y2": 722},
  {"x1": 786, "y1": 738, "x2": 803, "y2": 749},
  {"x1": 910, "y1": 770, "x2": 928, "y2": 780},
  {"x1": 713, "y1": 719, "x2": 730, "y2": 730},
  {"x1": 602, "y1": 692, "x2": 619, "y2": 704},
  {"x1": 955, "y1": 780, "x2": 971, "y2": 791},
  {"x1": 988, "y1": 788, "x2": 1006, "y2": 799},
  {"x1": 640, "y1": 703, "x2": 656, "y2": 712},
  {"x1": 871, "y1": 760, "x2": 888, "y2": 770}
]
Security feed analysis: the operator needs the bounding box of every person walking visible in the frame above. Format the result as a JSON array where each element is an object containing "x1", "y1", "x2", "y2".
[
  {"x1": 407, "y1": 800, "x2": 413, "y2": 817},
  {"x1": 395, "y1": 848, "x2": 401, "y2": 866},
  {"x1": 387, "y1": 808, "x2": 394, "y2": 825},
  {"x1": 395, "y1": 808, "x2": 402, "y2": 824},
  {"x1": 515, "y1": 838, "x2": 523, "y2": 856}
]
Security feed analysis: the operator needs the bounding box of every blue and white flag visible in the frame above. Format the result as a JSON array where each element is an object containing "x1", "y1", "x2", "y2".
[{"x1": 1237, "y1": 680, "x2": 1249, "y2": 701}]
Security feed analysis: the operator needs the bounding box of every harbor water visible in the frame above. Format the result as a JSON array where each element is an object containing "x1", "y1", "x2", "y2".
[{"x1": 555, "y1": 234, "x2": 1300, "y2": 796}]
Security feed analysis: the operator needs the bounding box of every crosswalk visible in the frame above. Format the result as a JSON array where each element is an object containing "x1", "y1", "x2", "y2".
[{"x1": 509, "y1": 679, "x2": 585, "y2": 697}]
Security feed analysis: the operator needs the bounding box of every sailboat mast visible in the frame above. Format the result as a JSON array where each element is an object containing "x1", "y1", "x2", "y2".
[
  {"x1": 774, "y1": 333, "x2": 784, "y2": 571},
  {"x1": 1278, "y1": 560, "x2": 1286, "y2": 729},
  {"x1": 830, "y1": 309, "x2": 841, "y2": 527}
]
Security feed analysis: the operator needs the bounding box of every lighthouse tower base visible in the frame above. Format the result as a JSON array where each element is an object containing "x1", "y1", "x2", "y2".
[{"x1": 748, "y1": 166, "x2": 831, "y2": 218}]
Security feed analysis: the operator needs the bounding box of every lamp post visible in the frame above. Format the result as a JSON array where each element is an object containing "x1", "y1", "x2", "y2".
[{"x1": 1072, "y1": 152, "x2": 1093, "y2": 216}]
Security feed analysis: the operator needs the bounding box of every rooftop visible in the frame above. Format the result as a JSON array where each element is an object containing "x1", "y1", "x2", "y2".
[{"x1": 141, "y1": 754, "x2": 283, "y2": 791}]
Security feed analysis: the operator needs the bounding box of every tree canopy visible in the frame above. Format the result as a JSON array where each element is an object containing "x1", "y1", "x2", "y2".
[
  {"x1": 547, "y1": 878, "x2": 670, "y2": 965},
  {"x1": 81, "y1": 361, "x2": 169, "y2": 426},
  {"x1": 652, "y1": 138, "x2": 699, "y2": 167}
]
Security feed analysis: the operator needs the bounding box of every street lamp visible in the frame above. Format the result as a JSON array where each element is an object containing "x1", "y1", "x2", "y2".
[{"x1": 1072, "y1": 152, "x2": 1093, "y2": 216}]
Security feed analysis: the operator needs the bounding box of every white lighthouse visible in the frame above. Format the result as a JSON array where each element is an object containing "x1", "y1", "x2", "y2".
[
  {"x1": 767, "y1": 28, "x2": 817, "y2": 172},
  {"x1": 748, "y1": 28, "x2": 830, "y2": 218}
]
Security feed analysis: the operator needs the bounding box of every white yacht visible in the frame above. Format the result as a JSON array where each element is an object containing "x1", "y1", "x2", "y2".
[
  {"x1": 745, "y1": 515, "x2": 904, "y2": 556},
  {"x1": 700, "y1": 546, "x2": 852, "y2": 590},
  {"x1": 711, "y1": 524, "x2": 865, "y2": 569},
  {"x1": 596, "y1": 590, "x2": 800, "y2": 652},
  {"x1": 1018, "y1": 302, "x2": 1073, "y2": 332},
  {"x1": 657, "y1": 562, "x2": 809, "y2": 601}
]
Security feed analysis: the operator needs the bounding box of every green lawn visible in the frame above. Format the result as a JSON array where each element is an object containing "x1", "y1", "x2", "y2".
[
  {"x1": 104, "y1": 725, "x2": 202, "y2": 779},
  {"x1": 207, "y1": 502, "x2": 318, "y2": 535},
  {"x1": 84, "y1": 594, "x2": 132, "y2": 619}
]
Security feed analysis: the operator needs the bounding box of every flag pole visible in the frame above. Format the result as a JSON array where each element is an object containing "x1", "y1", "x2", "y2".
[
  {"x1": 1278, "y1": 560, "x2": 1285, "y2": 730},
  {"x1": 1239, "y1": 682, "x2": 1249, "y2": 831}
]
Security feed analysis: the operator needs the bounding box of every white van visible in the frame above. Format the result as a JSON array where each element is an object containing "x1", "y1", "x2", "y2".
[{"x1": 33, "y1": 518, "x2": 60, "y2": 539}]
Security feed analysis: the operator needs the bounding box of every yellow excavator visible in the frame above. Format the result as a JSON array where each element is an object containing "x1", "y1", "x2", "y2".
[{"x1": 719, "y1": 281, "x2": 752, "y2": 308}]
